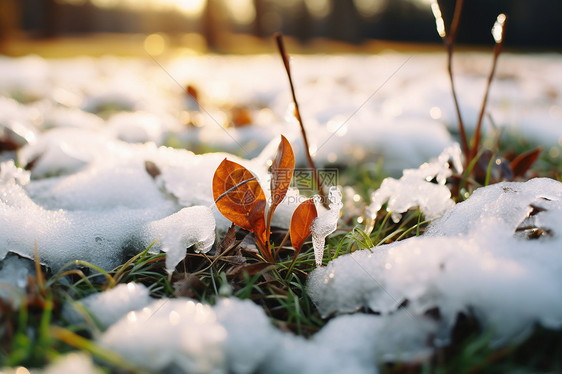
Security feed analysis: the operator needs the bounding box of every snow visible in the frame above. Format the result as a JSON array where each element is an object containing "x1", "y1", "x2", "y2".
[
  {"x1": 0, "y1": 353, "x2": 103, "y2": 374},
  {"x1": 0, "y1": 51, "x2": 561, "y2": 372},
  {"x1": 146, "y1": 206, "x2": 215, "y2": 273},
  {"x1": 311, "y1": 186, "x2": 343, "y2": 266},
  {"x1": 97, "y1": 296, "x2": 434, "y2": 374},
  {"x1": 99, "y1": 298, "x2": 227, "y2": 373},
  {"x1": 1, "y1": 136, "x2": 221, "y2": 271},
  {"x1": 308, "y1": 178, "x2": 562, "y2": 345},
  {"x1": 366, "y1": 143, "x2": 463, "y2": 223},
  {"x1": 65, "y1": 283, "x2": 153, "y2": 329},
  {"x1": 39, "y1": 353, "x2": 103, "y2": 374}
]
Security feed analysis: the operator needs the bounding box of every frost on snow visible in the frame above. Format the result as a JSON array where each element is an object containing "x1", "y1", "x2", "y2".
[
  {"x1": 366, "y1": 143, "x2": 462, "y2": 224},
  {"x1": 311, "y1": 186, "x2": 343, "y2": 266},
  {"x1": 308, "y1": 178, "x2": 562, "y2": 345}
]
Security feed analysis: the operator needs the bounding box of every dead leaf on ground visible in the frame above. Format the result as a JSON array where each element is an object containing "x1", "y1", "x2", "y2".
[
  {"x1": 144, "y1": 160, "x2": 161, "y2": 179},
  {"x1": 173, "y1": 273, "x2": 206, "y2": 298},
  {"x1": 217, "y1": 223, "x2": 237, "y2": 257},
  {"x1": 510, "y1": 146, "x2": 542, "y2": 179},
  {"x1": 226, "y1": 263, "x2": 275, "y2": 278}
]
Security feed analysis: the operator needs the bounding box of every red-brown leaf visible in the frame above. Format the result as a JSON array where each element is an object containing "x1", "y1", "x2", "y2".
[
  {"x1": 212, "y1": 158, "x2": 267, "y2": 242},
  {"x1": 290, "y1": 198, "x2": 318, "y2": 253},
  {"x1": 510, "y1": 146, "x2": 542, "y2": 179},
  {"x1": 267, "y1": 135, "x2": 295, "y2": 228}
]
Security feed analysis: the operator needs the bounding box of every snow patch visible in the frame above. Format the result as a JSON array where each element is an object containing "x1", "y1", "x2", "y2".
[
  {"x1": 309, "y1": 178, "x2": 562, "y2": 345},
  {"x1": 98, "y1": 296, "x2": 434, "y2": 374},
  {"x1": 66, "y1": 283, "x2": 152, "y2": 329},
  {"x1": 367, "y1": 143, "x2": 462, "y2": 223}
]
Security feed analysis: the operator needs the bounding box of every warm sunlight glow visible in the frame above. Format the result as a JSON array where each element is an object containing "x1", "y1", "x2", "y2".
[
  {"x1": 144, "y1": 33, "x2": 167, "y2": 56},
  {"x1": 88, "y1": 0, "x2": 205, "y2": 16},
  {"x1": 492, "y1": 13, "x2": 507, "y2": 43},
  {"x1": 305, "y1": 0, "x2": 331, "y2": 19},
  {"x1": 353, "y1": 0, "x2": 387, "y2": 18},
  {"x1": 430, "y1": 0, "x2": 446, "y2": 38},
  {"x1": 175, "y1": 0, "x2": 206, "y2": 16},
  {"x1": 91, "y1": 0, "x2": 118, "y2": 8},
  {"x1": 223, "y1": 0, "x2": 256, "y2": 25}
]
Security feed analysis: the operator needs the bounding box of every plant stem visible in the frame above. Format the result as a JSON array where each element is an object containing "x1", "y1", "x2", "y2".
[
  {"x1": 444, "y1": 0, "x2": 469, "y2": 163},
  {"x1": 470, "y1": 31, "x2": 505, "y2": 162},
  {"x1": 274, "y1": 230, "x2": 291, "y2": 262},
  {"x1": 274, "y1": 33, "x2": 328, "y2": 207}
]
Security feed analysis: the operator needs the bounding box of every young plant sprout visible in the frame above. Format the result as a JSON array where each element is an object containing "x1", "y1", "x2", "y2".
[{"x1": 213, "y1": 135, "x2": 336, "y2": 266}]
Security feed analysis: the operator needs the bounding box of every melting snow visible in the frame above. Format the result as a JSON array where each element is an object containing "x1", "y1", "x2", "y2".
[
  {"x1": 65, "y1": 282, "x2": 152, "y2": 329},
  {"x1": 308, "y1": 178, "x2": 562, "y2": 345},
  {"x1": 366, "y1": 143, "x2": 463, "y2": 223},
  {"x1": 311, "y1": 186, "x2": 343, "y2": 266}
]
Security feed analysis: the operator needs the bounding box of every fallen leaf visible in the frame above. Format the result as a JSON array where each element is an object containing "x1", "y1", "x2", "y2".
[
  {"x1": 510, "y1": 146, "x2": 542, "y2": 179},
  {"x1": 230, "y1": 106, "x2": 253, "y2": 127},
  {"x1": 226, "y1": 262, "x2": 275, "y2": 278},
  {"x1": 186, "y1": 84, "x2": 199, "y2": 102},
  {"x1": 144, "y1": 160, "x2": 161, "y2": 179},
  {"x1": 216, "y1": 223, "x2": 237, "y2": 257},
  {"x1": 173, "y1": 273, "x2": 205, "y2": 298}
]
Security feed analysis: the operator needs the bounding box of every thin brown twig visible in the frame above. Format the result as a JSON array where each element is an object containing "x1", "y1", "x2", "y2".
[
  {"x1": 274, "y1": 32, "x2": 328, "y2": 208},
  {"x1": 443, "y1": 0, "x2": 469, "y2": 162},
  {"x1": 470, "y1": 16, "x2": 506, "y2": 161},
  {"x1": 273, "y1": 230, "x2": 291, "y2": 261},
  {"x1": 448, "y1": 0, "x2": 464, "y2": 43}
]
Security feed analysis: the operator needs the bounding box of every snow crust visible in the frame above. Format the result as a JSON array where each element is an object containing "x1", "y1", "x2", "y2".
[
  {"x1": 309, "y1": 178, "x2": 562, "y2": 345},
  {"x1": 367, "y1": 143, "x2": 462, "y2": 223},
  {"x1": 1, "y1": 135, "x2": 222, "y2": 271}
]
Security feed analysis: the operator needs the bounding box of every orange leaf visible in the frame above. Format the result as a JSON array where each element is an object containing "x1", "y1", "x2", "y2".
[
  {"x1": 290, "y1": 198, "x2": 318, "y2": 253},
  {"x1": 510, "y1": 146, "x2": 542, "y2": 179},
  {"x1": 267, "y1": 135, "x2": 295, "y2": 228},
  {"x1": 212, "y1": 159, "x2": 268, "y2": 255}
]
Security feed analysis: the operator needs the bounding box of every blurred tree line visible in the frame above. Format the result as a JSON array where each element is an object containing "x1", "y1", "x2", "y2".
[{"x1": 2, "y1": 0, "x2": 561, "y2": 51}]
